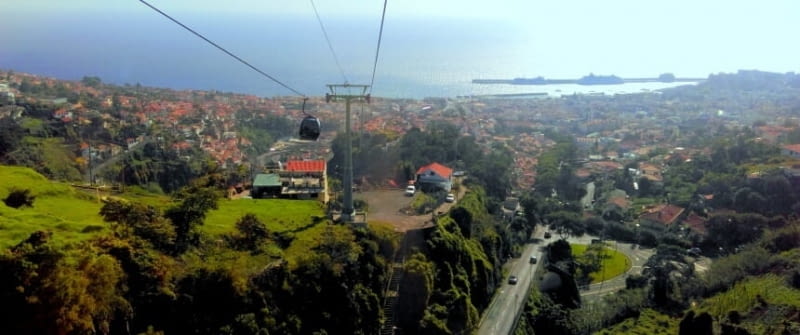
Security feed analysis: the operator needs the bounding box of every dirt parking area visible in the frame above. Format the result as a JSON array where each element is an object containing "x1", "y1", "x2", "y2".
[
  {"x1": 357, "y1": 189, "x2": 433, "y2": 231},
  {"x1": 358, "y1": 184, "x2": 465, "y2": 232}
]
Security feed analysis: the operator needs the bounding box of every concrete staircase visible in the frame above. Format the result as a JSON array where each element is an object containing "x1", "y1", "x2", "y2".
[{"x1": 379, "y1": 263, "x2": 404, "y2": 335}]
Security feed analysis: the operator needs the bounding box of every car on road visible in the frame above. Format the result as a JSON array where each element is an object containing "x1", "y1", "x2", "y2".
[
  {"x1": 445, "y1": 193, "x2": 455, "y2": 202},
  {"x1": 544, "y1": 231, "x2": 552, "y2": 239},
  {"x1": 405, "y1": 185, "x2": 416, "y2": 196},
  {"x1": 508, "y1": 275, "x2": 518, "y2": 285},
  {"x1": 529, "y1": 256, "x2": 537, "y2": 264}
]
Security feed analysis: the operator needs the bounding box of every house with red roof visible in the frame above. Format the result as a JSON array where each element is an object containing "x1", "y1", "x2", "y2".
[
  {"x1": 683, "y1": 212, "x2": 707, "y2": 235},
  {"x1": 415, "y1": 162, "x2": 453, "y2": 192},
  {"x1": 782, "y1": 144, "x2": 800, "y2": 159},
  {"x1": 274, "y1": 159, "x2": 328, "y2": 202},
  {"x1": 639, "y1": 204, "x2": 685, "y2": 227}
]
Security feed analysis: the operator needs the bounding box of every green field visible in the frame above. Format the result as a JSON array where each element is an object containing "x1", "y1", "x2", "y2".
[
  {"x1": 572, "y1": 243, "x2": 631, "y2": 283},
  {"x1": 0, "y1": 165, "x2": 331, "y2": 251},
  {"x1": 0, "y1": 166, "x2": 108, "y2": 248},
  {"x1": 204, "y1": 198, "x2": 326, "y2": 236},
  {"x1": 0, "y1": 165, "x2": 395, "y2": 273}
]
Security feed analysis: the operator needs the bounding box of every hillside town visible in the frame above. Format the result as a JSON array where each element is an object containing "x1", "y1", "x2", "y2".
[
  {"x1": 3, "y1": 70, "x2": 800, "y2": 194},
  {"x1": 4, "y1": 69, "x2": 800, "y2": 334}
]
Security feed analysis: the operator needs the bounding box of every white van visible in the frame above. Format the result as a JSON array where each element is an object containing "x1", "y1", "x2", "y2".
[{"x1": 405, "y1": 185, "x2": 416, "y2": 196}]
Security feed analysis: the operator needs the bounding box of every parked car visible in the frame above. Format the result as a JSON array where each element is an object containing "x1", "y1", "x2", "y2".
[
  {"x1": 544, "y1": 231, "x2": 552, "y2": 239},
  {"x1": 453, "y1": 170, "x2": 466, "y2": 177},
  {"x1": 405, "y1": 185, "x2": 416, "y2": 196},
  {"x1": 445, "y1": 193, "x2": 455, "y2": 202},
  {"x1": 508, "y1": 275, "x2": 518, "y2": 285}
]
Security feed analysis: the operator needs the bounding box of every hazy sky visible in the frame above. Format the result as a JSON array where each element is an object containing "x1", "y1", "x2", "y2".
[{"x1": 3, "y1": 0, "x2": 799, "y2": 93}]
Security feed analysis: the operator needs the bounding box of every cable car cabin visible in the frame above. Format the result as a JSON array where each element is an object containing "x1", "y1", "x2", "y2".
[{"x1": 299, "y1": 116, "x2": 321, "y2": 141}]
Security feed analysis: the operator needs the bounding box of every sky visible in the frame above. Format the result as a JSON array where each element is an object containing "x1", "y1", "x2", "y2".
[{"x1": 2, "y1": 0, "x2": 799, "y2": 96}]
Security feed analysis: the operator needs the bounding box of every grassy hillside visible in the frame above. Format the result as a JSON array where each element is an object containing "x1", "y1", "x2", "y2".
[
  {"x1": 595, "y1": 309, "x2": 679, "y2": 335},
  {"x1": 0, "y1": 165, "x2": 332, "y2": 253},
  {"x1": 695, "y1": 274, "x2": 800, "y2": 334},
  {"x1": 0, "y1": 165, "x2": 107, "y2": 248}
]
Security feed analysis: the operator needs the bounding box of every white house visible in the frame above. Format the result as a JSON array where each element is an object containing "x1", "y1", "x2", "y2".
[
  {"x1": 782, "y1": 144, "x2": 800, "y2": 159},
  {"x1": 415, "y1": 162, "x2": 453, "y2": 192}
]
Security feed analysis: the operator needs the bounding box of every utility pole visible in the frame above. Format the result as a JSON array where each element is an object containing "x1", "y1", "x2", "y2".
[{"x1": 326, "y1": 84, "x2": 370, "y2": 222}]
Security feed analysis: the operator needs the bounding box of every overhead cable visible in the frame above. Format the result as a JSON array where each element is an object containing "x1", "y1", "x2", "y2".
[
  {"x1": 310, "y1": 0, "x2": 349, "y2": 83},
  {"x1": 368, "y1": 0, "x2": 388, "y2": 93},
  {"x1": 138, "y1": 0, "x2": 306, "y2": 97}
]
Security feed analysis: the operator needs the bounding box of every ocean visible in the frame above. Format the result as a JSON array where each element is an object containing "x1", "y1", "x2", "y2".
[{"x1": 1, "y1": 12, "x2": 695, "y2": 99}]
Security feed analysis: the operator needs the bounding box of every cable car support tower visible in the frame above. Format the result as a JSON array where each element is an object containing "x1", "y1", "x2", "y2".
[{"x1": 326, "y1": 84, "x2": 370, "y2": 223}]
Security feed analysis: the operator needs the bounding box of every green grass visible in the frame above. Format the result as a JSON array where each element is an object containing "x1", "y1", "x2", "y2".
[
  {"x1": 743, "y1": 156, "x2": 800, "y2": 175},
  {"x1": 571, "y1": 243, "x2": 631, "y2": 283},
  {"x1": 0, "y1": 165, "x2": 108, "y2": 249},
  {"x1": 117, "y1": 186, "x2": 171, "y2": 208},
  {"x1": 203, "y1": 198, "x2": 326, "y2": 237},
  {"x1": 595, "y1": 309, "x2": 678, "y2": 335},
  {"x1": 698, "y1": 274, "x2": 800, "y2": 318},
  {"x1": 0, "y1": 165, "x2": 338, "y2": 268}
]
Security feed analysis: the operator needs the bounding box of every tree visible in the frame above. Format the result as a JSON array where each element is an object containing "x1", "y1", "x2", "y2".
[
  {"x1": 81, "y1": 76, "x2": 102, "y2": 88},
  {"x1": 0, "y1": 117, "x2": 25, "y2": 157},
  {"x1": 704, "y1": 214, "x2": 766, "y2": 252},
  {"x1": 575, "y1": 243, "x2": 604, "y2": 285},
  {"x1": 99, "y1": 199, "x2": 176, "y2": 251},
  {"x1": 164, "y1": 186, "x2": 219, "y2": 253},
  {"x1": 547, "y1": 211, "x2": 585, "y2": 239},
  {"x1": 232, "y1": 213, "x2": 269, "y2": 251},
  {"x1": 0, "y1": 231, "x2": 132, "y2": 334},
  {"x1": 449, "y1": 207, "x2": 473, "y2": 238},
  {"x1": 397, "y1": 253, "x2": 435, "y2": 331},
  {"x1": 112, "y1": 92, "x2": 122, "y2": 112}
]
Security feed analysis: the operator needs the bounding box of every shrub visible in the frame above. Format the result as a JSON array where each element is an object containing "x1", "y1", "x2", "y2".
[
  {"x1": 232, "y1": 213, "x2": 269, "y2": 251},
  {"x1": 3, "y1": 188, "x2": 35, "y2": 208}
]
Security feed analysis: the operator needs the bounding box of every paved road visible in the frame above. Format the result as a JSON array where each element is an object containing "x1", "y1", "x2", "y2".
[
  {"x1": 477, "y1": 233, "x2": 654, "y2": 334},
  {"x1": 477, "y1": 228, "x2": 546, "y2": 335},
  {"x1": 571, "y1": 237, "x2": 654, "y2": 303}
]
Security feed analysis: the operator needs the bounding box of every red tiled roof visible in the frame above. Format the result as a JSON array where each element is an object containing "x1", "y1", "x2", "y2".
[
  {"x1": 416, "y1": 162, "x2": 453, "y2": 179},
  {"x1": 285, "y1": 160, "x2": 326, "y2": 172},
  {"x1": 640, "y1": 204, "x2": 685, "y2": 225},
  {"x1": 783, "y1": 144, "x2": 800, "y2": 153},
  {"x1": 684, "y1": 213, "x2": 707, "y2": 234},
  {"x1": 607, "y1": 196, "x2": 630, "y2": 209}
]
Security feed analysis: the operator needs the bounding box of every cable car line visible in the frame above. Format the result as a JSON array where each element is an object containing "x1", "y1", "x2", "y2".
[
  {"x1": 368, "y1": 0, "x2": 388, "y2": 93},
  {"x1": 310, "y1": 0, "x2": 349, "y2": 84},
  {"x1": 138, "y1": 0, "x2": 306, "y2": 97}
]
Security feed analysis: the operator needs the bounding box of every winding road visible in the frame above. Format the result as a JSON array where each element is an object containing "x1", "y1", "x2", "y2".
[{"x1": 477, "y1": 233, "x2": 654, "y2": 334}]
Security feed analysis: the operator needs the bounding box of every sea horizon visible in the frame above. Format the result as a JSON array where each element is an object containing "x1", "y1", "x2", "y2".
[{"x1": 0, "y1": 12, "x2": 744, "y2": 99}]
